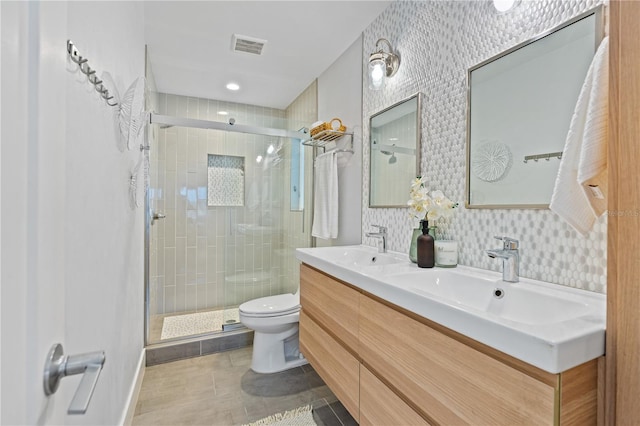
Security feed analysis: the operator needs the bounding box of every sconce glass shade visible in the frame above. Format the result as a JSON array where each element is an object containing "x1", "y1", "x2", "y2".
[
  {"x1": 368, "y1": 38, "x2": 400, "y2": 91},
  {"x1": 369, "y1": 54, "x2": 386, "y2": 90},
  {"x1": 493, "y1": 0, "x2": 520, "y2": 13}
]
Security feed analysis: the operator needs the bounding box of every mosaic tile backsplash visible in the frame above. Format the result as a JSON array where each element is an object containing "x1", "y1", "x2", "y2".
[{"x1": 362, "y1": 0, "x2": 606, "y2": 293}]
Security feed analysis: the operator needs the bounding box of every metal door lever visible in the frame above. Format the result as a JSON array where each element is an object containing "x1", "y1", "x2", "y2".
[{"x1": 43, "y1": 343, "x2": 106, "y2": 414}]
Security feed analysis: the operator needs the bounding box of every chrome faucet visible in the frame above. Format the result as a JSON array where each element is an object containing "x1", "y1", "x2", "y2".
[
  {"x1": 486, "y1": 236, "x2": 519, "y2": 282},
  {"x1": 366, "y1": 225, "x2": 387, "y2": 253}
]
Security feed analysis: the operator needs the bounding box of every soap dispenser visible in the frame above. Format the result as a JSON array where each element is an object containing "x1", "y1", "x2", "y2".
[{"x1": 417, "y1": 220, "x2": 435, "y2": 268}]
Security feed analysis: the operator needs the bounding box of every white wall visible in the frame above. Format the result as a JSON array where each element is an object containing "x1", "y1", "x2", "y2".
[
  {"x1": 317, "y1": 35, "x2": 363, "y2": 247},
  {"x1": 1, "y1": 2, "x2": 145, "y2": 424}
]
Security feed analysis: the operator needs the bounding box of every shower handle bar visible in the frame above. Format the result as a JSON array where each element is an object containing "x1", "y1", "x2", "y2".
[{"x1": 151, "y1": 211, "x2": 166, "y2": 225}]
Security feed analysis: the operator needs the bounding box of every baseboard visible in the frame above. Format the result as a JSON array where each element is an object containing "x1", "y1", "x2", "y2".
[{"x1": 120, "y1": 348, "x2": 146, "y2": 426}]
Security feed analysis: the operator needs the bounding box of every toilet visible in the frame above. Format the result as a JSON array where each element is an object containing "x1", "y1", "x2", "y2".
[{"x1": 239, "y1": 290, "x2": 308, "y2": 373}]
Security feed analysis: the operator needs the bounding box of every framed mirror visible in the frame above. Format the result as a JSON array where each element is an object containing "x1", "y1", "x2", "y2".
[
  {"x1": 466, "y1": 6, "x2": 604, "y2": 208},
  {"x1": 369, "y1": 93, "x2": 422, "y2": 207}
]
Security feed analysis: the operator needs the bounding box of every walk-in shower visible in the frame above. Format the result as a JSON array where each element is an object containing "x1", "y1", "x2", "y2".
[{"x1": 145, "y1": 99, "x2": 314, "y2": 347}]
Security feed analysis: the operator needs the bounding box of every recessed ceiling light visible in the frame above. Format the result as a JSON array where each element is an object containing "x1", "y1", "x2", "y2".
[
  {"x1": 226, "y1": 82, "x2": 240, "y2": 91},
  {"x1": 218, "y1": 111, "x2": 229, "y2": 116}
]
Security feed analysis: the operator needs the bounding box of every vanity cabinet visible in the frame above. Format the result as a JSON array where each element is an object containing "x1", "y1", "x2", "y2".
[
  {"x1": 299, "y1": 264, "x2": 600, "y2": 425},
  {"x1": 299, "y1": 264, "x2": 360, "y2": 421}
]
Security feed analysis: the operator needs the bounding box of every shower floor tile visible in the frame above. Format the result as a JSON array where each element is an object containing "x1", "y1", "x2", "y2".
[
  {"x1": 161, "y1": 308, "x2": 240, "y2": 340},
  {"x1": 149, "y1": 307, "x2": 240, "y2": 343}
]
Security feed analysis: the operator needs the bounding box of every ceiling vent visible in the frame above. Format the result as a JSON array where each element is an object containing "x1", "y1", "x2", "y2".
[{"x1": 231, "y1": 34, "x2": 267, "y2": 55}]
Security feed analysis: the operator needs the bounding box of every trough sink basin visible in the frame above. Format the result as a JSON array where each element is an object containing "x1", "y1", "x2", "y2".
[
  {"x1": 296, "y1": 245, "x2": 605, "y2": 374},
  {"x1": 383, "y1": 269, "x2": 593, "y2": 326},
  {"x1": 298, "y1": 245, "x2": 405, "y2": 269}
]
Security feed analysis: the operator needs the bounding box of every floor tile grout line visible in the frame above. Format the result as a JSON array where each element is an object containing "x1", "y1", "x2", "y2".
[{"x1": 327, "y1": 400, "x2": 345, "y2": 426}]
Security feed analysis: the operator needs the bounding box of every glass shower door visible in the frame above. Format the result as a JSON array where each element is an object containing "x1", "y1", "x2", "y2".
[
  {"x1": 146, "y1": 104, "x2": 314, "y2": 345},
  {"x1": 221, "y1": 133, "x2": 287, "y2": 328}
]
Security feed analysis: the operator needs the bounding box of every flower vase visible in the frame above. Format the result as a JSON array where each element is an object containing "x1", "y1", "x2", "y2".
[
  {"x1": 428, "y1": 225, "x2": 437, "y2": 240},
  {"x1": 409, "y1": 227, "x2": 422, "y2": 263}
]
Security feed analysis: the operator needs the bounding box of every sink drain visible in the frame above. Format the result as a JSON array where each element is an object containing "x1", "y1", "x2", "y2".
[{"x1": 493, "y1": 288, "x2": 505, "y2": 299}]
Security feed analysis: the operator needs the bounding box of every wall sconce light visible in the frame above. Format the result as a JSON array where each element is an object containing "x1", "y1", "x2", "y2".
[
  {"x1": 369, "y1": 38, "x2": 400, "y2": 90},
  {"x1": 493, "y1": 0, "x2": 520, "y2": 13}
]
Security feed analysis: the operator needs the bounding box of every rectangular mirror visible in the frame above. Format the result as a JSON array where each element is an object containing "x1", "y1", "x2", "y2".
[
  {"x1": 466, "y1": 6, "x2": 604, "y2": 208},
  {"x1": 370, "y1": 93, "x2": 422, "y2": 207}
]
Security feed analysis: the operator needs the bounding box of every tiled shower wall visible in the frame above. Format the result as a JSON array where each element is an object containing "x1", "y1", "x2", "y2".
[
  {"x1": 282, "y1": 82, "x2": 317, "y2": 294},
  {"x1": 362, "y1": 0, "x2": 607, "y2": 292},
  {"x1": 149, "y1": 94, "x2": 289, "y2": 315}
]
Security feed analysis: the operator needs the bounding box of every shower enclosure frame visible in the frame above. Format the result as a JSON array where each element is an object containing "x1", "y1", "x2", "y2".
[{"x1": 144, "y1": 112, "x2": 309, "y2": 346}]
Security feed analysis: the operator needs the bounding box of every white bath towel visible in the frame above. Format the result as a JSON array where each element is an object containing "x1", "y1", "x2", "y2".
[
  {"x1": 312, "y1": 151, "x2": 339, "y2": 239},
  {"x1": 550, "y1": 36, "x2": 609, "y2": 235}
]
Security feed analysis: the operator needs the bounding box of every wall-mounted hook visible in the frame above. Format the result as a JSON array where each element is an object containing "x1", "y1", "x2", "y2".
[
  {"x1": 67, "y1": 39, "x2": 118, "y2": 108},
  {"x1": 89, "y1": 75, "x2": 103, "y2": 85}
]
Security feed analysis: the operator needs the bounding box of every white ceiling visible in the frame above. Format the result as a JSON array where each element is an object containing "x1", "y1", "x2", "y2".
[{"x1": 144, "y1": 1, "x2": 391, "y2": 110}]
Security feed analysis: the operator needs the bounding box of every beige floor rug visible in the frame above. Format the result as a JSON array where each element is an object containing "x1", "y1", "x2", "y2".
[
  {"x1": 160, "y1": 308, "x2": 240, "y2": 340},
  {"x1": 244, "y1": 405, "x2": 316, "y2": 426}
]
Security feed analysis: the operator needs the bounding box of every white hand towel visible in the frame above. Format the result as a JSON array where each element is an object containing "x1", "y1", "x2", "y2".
[
  {"x1": 550, "y1": 36, "x2": 609, "y2": 235},
  {"x1": 312, "y1": 151, "x2": 339, "y2": 239}
]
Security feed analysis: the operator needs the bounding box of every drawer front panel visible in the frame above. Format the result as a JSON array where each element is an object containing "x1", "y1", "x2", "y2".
[
  {"x1": 300, "y1": 264, "x2": 359, "y2": 353},
  {"x1": 299, "y1": 310, "x2": 359, "y2": 422},
  {"x1": 360, "y1": 366, "x2": 431, "y2": 426},
  {"x1": 359, "y1": 295, "x2": 556, "y2": 425}
]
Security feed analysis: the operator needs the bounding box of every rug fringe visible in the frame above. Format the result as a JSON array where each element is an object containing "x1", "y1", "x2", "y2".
[{"x1": 244, "y1": 404, "x2": 315, "y2": 426}]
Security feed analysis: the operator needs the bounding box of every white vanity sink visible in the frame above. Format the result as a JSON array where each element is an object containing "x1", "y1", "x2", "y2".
[
  {"x1": 383, "y1": 268, "x2": 594, "y2": 326},
  {"x1": 308, "y1": 245, "x2": 406, "y2": 268},
  {"x1": 296, "y1": 245, "x2": 606, "y2": 374}
]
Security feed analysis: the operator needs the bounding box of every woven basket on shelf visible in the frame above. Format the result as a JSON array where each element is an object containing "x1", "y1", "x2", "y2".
[{"x1": 310, "y1": 118, "x2": 347, "y2": 138}]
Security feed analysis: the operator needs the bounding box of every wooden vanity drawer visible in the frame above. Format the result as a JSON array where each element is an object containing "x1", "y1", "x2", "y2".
[
  {"x1": 300, "y1": 310, "x2": 359, "y2": 422},
  {"x1": 360, "y1": 366, "x2": 431, "y2": 426},
  {"x1": 359, "y1": 295, "x2": 557, "y2": 425},
  {"x1": 300, "y1": 264, "x2": 359, "y2": 354}
]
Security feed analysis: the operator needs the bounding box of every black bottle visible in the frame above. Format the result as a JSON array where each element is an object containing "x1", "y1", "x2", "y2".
[{"x1": 417, "y1": 220, "x2": 435, "y2": 268}]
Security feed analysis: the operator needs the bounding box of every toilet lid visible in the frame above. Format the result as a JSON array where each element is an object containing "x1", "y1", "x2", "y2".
[{"x1": 239, "y1": 293, "x2": 300, "y2": 317}]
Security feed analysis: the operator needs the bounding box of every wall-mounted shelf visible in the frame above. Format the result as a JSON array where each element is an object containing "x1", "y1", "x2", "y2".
[{"x1": 302, "y1": 130, "x2": 354, "y2": 153}]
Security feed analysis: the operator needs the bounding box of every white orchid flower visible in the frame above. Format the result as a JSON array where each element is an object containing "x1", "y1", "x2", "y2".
[
  {"x1": 407, "y1": 177, "x2": 457, "y2": 222},
  {"x1": 410, "y1": 177, "x2": 425, "y2": 191}
]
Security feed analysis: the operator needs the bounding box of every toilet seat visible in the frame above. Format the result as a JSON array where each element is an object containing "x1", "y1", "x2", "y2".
[{"x1": 239, "y1": 293, "x2": 300, "y2": 318}]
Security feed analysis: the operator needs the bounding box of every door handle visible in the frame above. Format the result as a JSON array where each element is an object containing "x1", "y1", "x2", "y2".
[{"x1": 43, "y1": 343, "x2": 106, "y2": 414}]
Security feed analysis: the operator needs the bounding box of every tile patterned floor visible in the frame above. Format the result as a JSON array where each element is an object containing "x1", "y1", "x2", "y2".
[{"x1": 132, "y1": 346, "x2": 357, "y2": 426}]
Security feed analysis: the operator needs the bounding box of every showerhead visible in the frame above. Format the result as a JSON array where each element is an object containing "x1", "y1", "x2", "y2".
[{"x1": 388, "y1": 153, "x2": 397, "y2": 164}]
